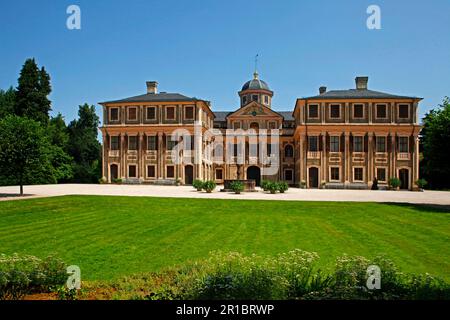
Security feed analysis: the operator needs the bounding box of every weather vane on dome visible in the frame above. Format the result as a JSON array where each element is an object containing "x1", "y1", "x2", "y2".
[{"x1": 254, "y1": 54, "x2": 259, "y2": 79}]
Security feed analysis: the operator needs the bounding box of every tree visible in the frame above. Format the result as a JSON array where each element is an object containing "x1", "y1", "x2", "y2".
[
  {"x1": 0, "y1": 87, "x2": 16, "y2": 119},
  {"x1": 420, "y1": 97, "x2": 450, "y2": 189},
  {"x1": 67, "y1": 104, "x2": 102, "y2": 183},
  {"x1": 47, "y1": 114, "x2": 74, "y2": 182},
  {"x1": 15, "y1": 58, "x2": 52, "y2": 124},
  {"x1": 0, "y1": 116, "x2": 53, "y2": 195}
]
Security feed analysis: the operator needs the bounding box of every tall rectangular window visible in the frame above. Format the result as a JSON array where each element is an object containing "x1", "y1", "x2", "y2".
[
  {"x1": 399, "y1": 137, "x2": 409, "y2": 152},
  {"x1": 330, "y1": 136, "x2": 340, "y2": 152},
  {"x1": 128, "y1": 165, "x2": 137, "y2": 178},
  {"x1": 353, "y1": 136, "x2": 363, "y2": 152},
  {"x1": 110, "y1": 136, "x2": 119, "y2": 150},
  {"x1": 128, "y1": 107, "x2": 137, "y2": 121},
  {"x1": 128, "y1": 136, "x2": 137, "y2": 150},
  {"x1": 308, "y1": 136, "x2": 318, "y2": 152},
  {"x1": 308, "y1": 105, "x2": 319, "y2": 118},
  {"x1": 376, "y1": 136, "x2": 386, "y2": 152},
  {"x1": 166, "y1": 106, "x2": 175, "y2": 120},
  {"x1": 166, "y1": 166, "x2": 175, "y2": 178},
  {"x1": 376, "y1": 104, "x2": 387, "y2": 118},
  {"x1": 215, "y1": 169, "x2": 223, "y2": 180},
  {"x1": 399, "y1": 104, "x2": 409, "y2": 119},
  {"x1": 110, "y1": 108, "x2": 119, "y2": 121},
  {"x1": 147, "y1": 165, "x2": 156, "y2": 178},
  {"x1": 147, "y1": 136, "x2": 157, "y2": 150},
  {"x1": 146, "y1": 107, "x2": 156, "y2": 120},
  {"x1": 354, "y1": 167, "x2": 363, "y2": 181},
  {"x1": 353, "y1": 104, "x2": 364, "y2": 118},
  {"x1": 330, "y1": 105, "x2": 340, "y2": 118},
  {"x1": 285, "y1": 169, "x2": 293, "y2": 181},
  {"x1": 185, "y1": 106, "x2": 194, "y2": 120},
  {"x1": 376, "y1": 168, "x2": 386, "y2": 182},
  {"x1": 330, "y1": 167, "x2": 340, "y2": 181}
]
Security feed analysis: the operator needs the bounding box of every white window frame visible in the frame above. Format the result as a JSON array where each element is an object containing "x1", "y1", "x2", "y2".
[
  {"x1": 398, "y1": 104, "x2": 410, "y2": 119},
  {"x1": 146, "y1": 106, "x2": 157, "y2": 120},
  {"x1": 352, "y1": 103, "x2": 365, "y2": 119},
  {"x1": 376, "y1": 167, "x2": 388, "y2": 183},
  {"x1": 308, "y1": 104, "x2": 319, "y2": 119},
  {"x1": 184, "y1": 105, "x2": 195, "y2": 120},
  {"x1": 329, "y1": 104, "x2": 341, "y2": 119},
  {"x1": 375, "y1": 104, "x2": 388, "y2": 119},
  {"x1": 165, "y1": 106, "x2": 176, "y2": 120},
  {"x1": 109, "y1": 107, "x2": 120, "y2": 122},
  {"x1": 127, "y1": 106, "x2": 138, "y2": 121},
  {"x1": 146, "y1": 165, "x2": 156, "y2": 178},
  {"x1": 128, "y1": 164, "x2": 137, "y2": 178},
  {"x1": 329, "y1": 166, "x2": 340, "y2": 182},
  {"x1": 353, "y1": 166, "x2": 365, "y2": 182}
]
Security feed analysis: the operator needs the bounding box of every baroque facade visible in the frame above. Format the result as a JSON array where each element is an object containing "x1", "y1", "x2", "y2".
[{"x1": 100, "y1": 74, "x2": 421, "y2": 190}]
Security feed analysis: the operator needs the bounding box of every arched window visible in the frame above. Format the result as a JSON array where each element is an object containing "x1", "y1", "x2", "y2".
[
  {"x1": 250, "y1": 122, "x2": 259, "y2": 131},
  {"x1": 285, "y1": 145, "x2": 294, "y2": 158}
]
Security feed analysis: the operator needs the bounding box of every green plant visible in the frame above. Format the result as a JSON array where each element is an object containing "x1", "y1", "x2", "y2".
[
  {"x1": 54, "y1": 285, "x2": 78, "y2": 300},
  {"x1": 388, "y1": 177, "x2": 401, "y2": 190},
  {"x1": 98, "y1": 177, "x2": 107, "y2": 184},
  {"x1": 203, "y1": 180, "x2": 216, "y2": 193},
  {"x1": 112, "y1": 178, "x2": 122, "y2": 184},
  {"x1": 260, "y1": 180, "x2": 269, "y2": 191},
  {"x1": 193, "y1": 180, "x2": 204, "y2": 191},
  {"x1": 230, "y1": 181, "x2": 244, "y2": 194},
  {"x1": 278, "y1": 181, "x2": 289, "y2": 193},
  {"x1": 415, "y1": 179, "x2": 427, "y2": 189},
  {"x1": 266, "y1": 181, "x2": 278, "y2": 194}
]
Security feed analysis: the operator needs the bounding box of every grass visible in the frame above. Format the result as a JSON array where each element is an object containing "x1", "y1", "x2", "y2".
[{"x1": 0, "y1": 195, "x2": 449, "y2": 281}]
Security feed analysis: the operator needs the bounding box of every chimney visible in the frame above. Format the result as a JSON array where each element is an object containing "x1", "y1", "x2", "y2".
[
  {"x1": 319, "y1": 86, "x2": 327, "y2": 94},
  {"x1": 146, "y1": 81, "x2": 158, "y2": 94},
  {"x1": 355, "y1": 76, "x2": 368, "y2": 90}
]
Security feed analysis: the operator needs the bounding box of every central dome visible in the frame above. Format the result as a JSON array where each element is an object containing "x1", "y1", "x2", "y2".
[{"x1": 241, "y1": 72, "x2": 271, "y2": 91}]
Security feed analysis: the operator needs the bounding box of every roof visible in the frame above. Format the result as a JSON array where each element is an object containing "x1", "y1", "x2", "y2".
[
  {"x1": 100, "y1": 92, "x2": 199, "y2": 104},
  {"x1": 241, "y1": 79, "x2": 271, "y2": 91},
  {"x1": 303, "y1": 89, "x2": 421, "y2": 100},
  {"x1": 213, "y1": 110, "x2": 294, "y2": 121}
]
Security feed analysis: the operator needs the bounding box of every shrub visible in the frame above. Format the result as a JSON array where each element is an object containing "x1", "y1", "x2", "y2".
[
  {"x1": 260, "y1": 180, "x2": 269, "y2": 191},
  {"x1": 203, "y1": 180, "x2": 216, "y2": 193},
  {"x1": 415, "y1": 179, "x2": 427, "y2": 189},
  {"x1": 112, "y1": 178, "x2": 122, "y2": 184},
  {"x1": 266, "y1": 182, "x2": 278, "y2": 194},
  {"x1": 230, "y1": 181, "x2": 244, "y2": 194},
  {"x1": 98, "y1": 177, "x2": 107, "y2": 184},
  {"x1": 0, "y1": 254, "x2": 67, "y2": 300},
  {"x1": 388, "y1": 177, "x2": 401, "y2": 190},
  {"x1": 278, "y1": 181, "x2": 289, "y2": 193},
  {"x1": 193, "y1": 180, "x2": 204, "y2": 191}
]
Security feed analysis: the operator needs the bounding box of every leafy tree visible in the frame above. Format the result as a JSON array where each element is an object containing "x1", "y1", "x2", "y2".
[
  {"x1": 14, "y1": 58, "x2": 52, "y2": 124},
  {"x1": 0, "y1": 116, "x2": 54, "y2": 195},
  {"x1": 47, "y1": 114, "x2": 74, "y2": 182},
  {"x1": 67, "y1": 104, "x2": 102, "y2": 183},
  {"x1": 0, "y1": 87, "x2": 16, "y2": 119},
  {"x1": 420, "y1": 97, "x2": 450, "y2": 189}
]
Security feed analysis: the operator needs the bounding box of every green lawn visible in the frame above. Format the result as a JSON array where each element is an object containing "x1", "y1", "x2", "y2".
[{"x1": 0, "y1": 195, "x2": 449, "y2": 281}]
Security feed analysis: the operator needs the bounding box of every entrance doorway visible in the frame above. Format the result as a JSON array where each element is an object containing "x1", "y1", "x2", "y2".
[
  {"x1": 247, "y1": 166, "x2": 261, "y2": 186},
  {"x1": 184, "y1": 165, "x2": 194, "y2": 185},
  {"x1": 308, "y1": 167, "x2": 319, "y2": 188},
  {"x1": 399, "y1": 168, "x2": 409, "y2": 190},
  {"x1": 110, "y1": 164, "x2": 118, "y2": 181}
]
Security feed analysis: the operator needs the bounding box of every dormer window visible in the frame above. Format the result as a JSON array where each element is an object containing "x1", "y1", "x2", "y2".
[
  {"x1": 242, "y1": 96, "x2": 247, "y2": 105},
  {"x1": 264, "y1": 95, "x2": 269, "y2": 104},
  {"x1": 252, "y1": 95, "x2": 258, "y2": 102}
]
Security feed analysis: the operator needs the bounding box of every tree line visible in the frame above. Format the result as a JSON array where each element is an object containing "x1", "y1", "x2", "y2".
[{"x1": 0, "y1": 58, "x2": 101, "y2": 195}]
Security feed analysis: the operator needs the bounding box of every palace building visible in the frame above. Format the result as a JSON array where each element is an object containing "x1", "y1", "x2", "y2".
[{"x1": 99, "y1": 73, "x2": 422, "y2": 190}]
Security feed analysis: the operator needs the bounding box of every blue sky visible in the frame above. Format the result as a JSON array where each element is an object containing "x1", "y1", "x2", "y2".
[{"x1": 0, "y1": 0, "x2": 449, "y2": 125}]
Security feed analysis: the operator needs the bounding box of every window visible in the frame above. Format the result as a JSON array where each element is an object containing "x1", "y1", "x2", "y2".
[
  {"x1": 233, "y1": 122, "x2": 241, "y2": 130},
  {"x1": 285, "y1": 145, "x2": 294, "y2": 158},
  {"x1": 128, "y1": 136, "x2": 137, "y2": 150},
  {"x1": 242, "y1": 96, "x2": 247, "y2": 105},
  {"x1": 330, "y1": 136, "x2": 340, "y2": 152},
  {"x1": 146, "y1": 107, "x2": 156, "y2": 120},
  {"x1": 128, "y1": 107, "x2": 137, "y2": 121},
  {"x1": 166, "y1": 106, "x2": 175, "y2": 120},
  {"x1": 215, "y1": 169, "x2": 223, "y2": 180},
  {"x1": 376, "y1": 136, "x2": 386, "y2": 152},
  {"x1": 353, "y1": 136, "x2": 363, "y2": 152},
  {"x1": 376, "y1": 168, "x2": 386, "y2": 182},
  {"x1": 353, "y1": 104, "x2": 364, "y2": 118},
  {"x1": 268, "y1": 121, "x2": 277, "y2": 130},
  {"x1": 376, "y1": 104, "x2": 387, "y2": 119},
  {"x1": 147, "y1": 165, "x2": 156, "y2": 178},
  {"x1": 330, "y1": 104, "x2": 340, "y2": 118},
  {"x1": 285, "y1": 169, "x2": 293, "y2": 181},
  {"x1": 128, "y1": 165, "x2": 137, "y2": 178},
  {"x1": 147, "y1": 136, "x2": 157, "y2": 150},
  {"x1": 330, "y1": 167, "x2": 340, "y2": 181},
  {"x1": 213, "y1": 144, "x2": 223, "y2": 158},
  {"x1": 399, "y1": 137, "x2": 409, "y2": 153},
  {"x1": 267, "y1": 143, "x2": 272, "y2": 156},
  {"x1": 167, "y1": 136, "x2": 178, "y2": 150},
  {"x1": 308, "y1": 136, "x2": 318, "y2": 152},
  {"x1": 399, "y1": 104, "x2": 409, "y2": 119},
  {"x1": 110, "y1": 136, "x2": 119, "y2": 150},
  {"x1": 185, "y1": 106, "x2": 194, "y2": 120},
  {"x1": 264, "y1": 95, "x2": 269, "y2": 104},
  {"x1": 184, "y1": 135, "x2": 194, "y2": 150},
  {"x1": 110, "y1": 108, "x2": 119, "y2": 121},
  {"x1": 252, "y1": 95, "x2": 258, "y2": 102},
  {"x1": 354, "y1": 167, "x2": 363, "y2": 181},
  {"x1": 308, "y1": 105, "x2": 319, "y2": 118},
  {"x1": 166, "y1": 166, "x2": 175, "y2": 178}
]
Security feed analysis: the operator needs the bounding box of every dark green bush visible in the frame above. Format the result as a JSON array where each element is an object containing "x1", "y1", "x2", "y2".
[
  {"x1": 193, "y1": 180, "x2": 204, "y2": 191},
  {"x1": 203, "y1": 180, "x2": 216, "y2": 193},
  {"x1": 278, "y1": 181, "x2": 289, "y2": 193},
  {"x1": 230, "y1": 181, "x2": 244, "y2": 194}
]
